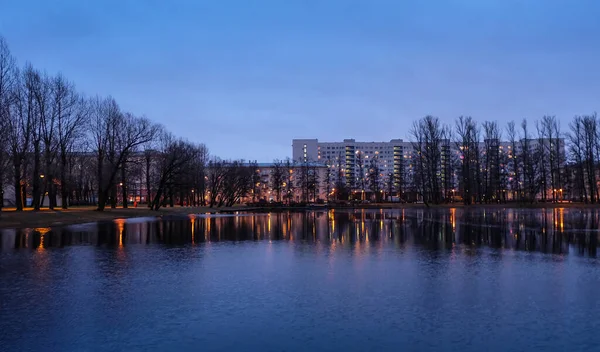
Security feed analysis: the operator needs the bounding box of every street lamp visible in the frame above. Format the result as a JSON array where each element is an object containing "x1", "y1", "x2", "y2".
[
  {"x1": 40, "y1": 174, "x2": 45, "y2": 179},
  {"x1": 559, "y1": 188, "x2": 563, "y2": 201}
]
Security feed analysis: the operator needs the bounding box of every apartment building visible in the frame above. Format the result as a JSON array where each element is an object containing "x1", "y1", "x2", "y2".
[
  {"x1": 292, "y1": 139, "x2": 412, "y2": 191},
  {"x1": 252, "y1": 162, "x2": 329, "y2": 202},
  {"x1": 293, "y1": 137, "x2": 567, "y2": 200}
]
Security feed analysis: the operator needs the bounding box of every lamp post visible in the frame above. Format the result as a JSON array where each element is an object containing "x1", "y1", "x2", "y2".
[{"x1": 559, "y1": 188, "x2": 563, "y2": 202}]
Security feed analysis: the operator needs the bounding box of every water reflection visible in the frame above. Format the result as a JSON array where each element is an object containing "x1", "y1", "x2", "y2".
[{"x1": 1, "y1": 208, "x2": 599, "y2": 256}]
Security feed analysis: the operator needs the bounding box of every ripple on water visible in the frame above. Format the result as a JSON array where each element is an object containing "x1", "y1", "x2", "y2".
[{"x1": 1, "y1": 208, "x2": 600, "y2": 351}]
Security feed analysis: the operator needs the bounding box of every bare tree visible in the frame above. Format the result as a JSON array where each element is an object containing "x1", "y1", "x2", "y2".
[
  {"x1": 334, "y1": 152, "x2": 348, "y2": 201},
  {"x1": 506, "y1": 121, "x2": 521, "y2": 201},
  {"x1": 53, "y1": 76, "x2": 88, "y2": 209},
  {"x1": 284, "y1": 158, "x2": 296, "y2": 204},
  {"x1": 296, "y1": 159, "x2": 311, "y2": 203},
  {"x1": 194, "y1": 145, "x2": 209, "y2": 206},
  {"x1": 324, "y1": 163, "x2": 333, "y2": 202},
  {"x1": 568, "y1": 116, "x2": 587, "y2": 202},
  {"x1": 27, "y1": 68, "x2": 53, "y2": 210},
  {"x1": 535, "y1": 119, "x2": 550, "y2": 202},
  {"x1": 410, "y1": 120, "x2": 426, "y2": 204},
  {"x1": 270, "y1": 159, "x2": 284, "y2": 202},
  {"x1": 309, "y1": 164, "x2": 320, "y2": 202},
  {"x1": 394, "y1": 147, "x2": 407, "y2": 201},
  {"x1": 482, "y1": 121, "x2": 501, "y2": 202},
  {"x1": 368, "y1": 155, "x2": 381, "y2": 201},
  {"x1": 217, "y1": 161, "x2": 253, "y2": 207},
  {"x1": 544, "y1": 116, "x2": 563, "y2": 201},
  {"x1": 355, "y1": 150, "x2": 366, "y2": 196},
  {"x1": 117, "y1": 112, "x2": 155, "y2": 209},
  {"x1": 520, "y1": 119, "x2": 539, "y2": 202},
  {"x1": 0, "y1": 36, "x2": 16, "y2": 212},
  {"x1": 440, "y1": 131, "x2": 454, "y2": 202},
  {"x1": 37, "y1": 73, "x2": 63, "y2": 209},
  {"x1": 410, "y1": 116, "x2": 446, "y2": 204},
  {"x1": 207, "y1": 158, "x2": 227, "y2": 207},
  {"x1": 251, "y1": 162, "x2": 261, "y2": 202},
  {"x1": 385, "y1": 172, "x2": 394, "y2": 202},
  {"x1": 90, "y1": 97, "x2": 157, "y2": 211},
  {"x1": 7, "y1": 66, "x2": 36, "y2": 211},
  {"x1": 149, "y1": 134, "x2": 201, "y2": 210},
  {"x1": 454, "y1": 116, "x2": 479, "y2": 204},
  {"x1": 581, "y1": 113, "x2": 599, "y2": 203}
]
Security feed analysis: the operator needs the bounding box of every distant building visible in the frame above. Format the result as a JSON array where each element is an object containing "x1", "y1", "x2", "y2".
[
  {"x1": 250, "y1": 162, "x2": 329, "y2": 203},
  {"x1": 293, "y1": 137, "x2": 567, "y2": 201},
  {"x1": 292, "y1": 138, "x2": 412, "y2": 199}
]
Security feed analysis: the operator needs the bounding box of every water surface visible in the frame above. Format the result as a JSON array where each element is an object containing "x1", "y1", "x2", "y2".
[{"x1": 1, "y1": 208, "x2": 600, "y2": 351}]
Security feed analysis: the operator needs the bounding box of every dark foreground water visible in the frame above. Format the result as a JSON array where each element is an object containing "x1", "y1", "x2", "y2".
[{"x1": 1, "y1": 208, "x2": 600, "y2": 351}]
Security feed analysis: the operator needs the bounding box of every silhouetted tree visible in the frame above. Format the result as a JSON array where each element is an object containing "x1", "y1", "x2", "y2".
[
  {"x1": 0, "y1": 36, "x2": 15, "y2": 212},
  {"x1": 568, "y1": 116, "x2": 587, "y2": 202},
  {"x1": 270, "y1": 160, "x2": 284, "y2": 202},
  {"x1": 150, "y1": 134, "x2": 202, "y2": 210},
  {"x1": 482, "y1": 120, "x2": 501, "y2": 202},
  {"x1": 284, "y1": 158, "x2": 296, "y2": 204},
  {"x1": 455, "y1": 116, "x2": 479, "y2": 204},
  {"x1": 90, "y1": 97, "x2": 157, "y2": 211},
  {"x1": 506, "y1": 121, "x2": 521, "y2": 201},
  {"x1": 368, "y1": 155, "x2": 381, "y2": 201}
]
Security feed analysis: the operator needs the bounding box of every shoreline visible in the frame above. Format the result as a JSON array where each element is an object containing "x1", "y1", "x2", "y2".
[
  {"x1": 0, "y1": 202, "x2": 598, "y2": 230},
  {"x1": 0, "y1": 206, "x2": 240, "y2": 230}
]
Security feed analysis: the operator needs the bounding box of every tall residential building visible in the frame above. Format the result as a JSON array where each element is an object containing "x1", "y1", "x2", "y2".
[
  {"x1": 292, "y1": 137, "x2": 567, "y2": 200},
  {"x1": 292, "y1": 138, "x2": 412, "y2": 189}
]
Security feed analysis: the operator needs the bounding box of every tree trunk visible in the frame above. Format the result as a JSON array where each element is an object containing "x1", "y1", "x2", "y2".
[
  {"x1": 145, "y1": 156, "x2": 152, "y2": 207},
  {"x1": 97, "y1": 195, "x2": 106, "y2": 211},
  {"x1": 61, "y1": 153, "x2": 68, "y2": 209},
  {"x1": 121, "y1": 166, "x2": 128, "y2": 209},
  {"x1": 96, "y1": 151, "x2": 104, "y2": 211},
  {"x1": 40, "y1": 182, "x2": 46, "y2": 209},
  {"x1": 151, "y1": 187, "x2": 163, "y2": 211},
  {"x1": 13, "y1": 157, "x2": 23, "y2": 211},
  {"x1": 45, "y1": 150, "x2": 54, "y2": 209},
  {"x1": 22, "y1": 181, "x2": 27, "y2": 209},
  {"x1": 32, "y1": 141, "x2": 41, "y2": 210},
  {"x1": 110, "y1": 185, "x2": 117, "y2": 208}
]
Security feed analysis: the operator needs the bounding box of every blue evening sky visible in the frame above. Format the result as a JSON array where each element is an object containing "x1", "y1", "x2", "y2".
[{"x1": 1, "y1": 0, "x2": 599, "y2": 160}]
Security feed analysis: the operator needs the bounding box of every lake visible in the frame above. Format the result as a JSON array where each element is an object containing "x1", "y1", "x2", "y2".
[{"x1": 1, "y1": 208, "x2": 600, "y2": 351}]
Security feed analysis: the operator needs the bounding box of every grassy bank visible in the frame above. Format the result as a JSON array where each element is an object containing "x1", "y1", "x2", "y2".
[{"x1": 1, "y1": 202, "x2": 597, "y2": 229}]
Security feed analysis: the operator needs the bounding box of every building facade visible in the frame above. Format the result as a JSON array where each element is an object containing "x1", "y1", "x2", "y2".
[
  {"x1": 251, "y1": 162, "x2": 329, "y2": 203},
  {"x1": 293, "y1": 138, "x2": 413, "y2": 199},
  {"x1": 293, "y1": 137, "x2": 567, "y2": 201}
]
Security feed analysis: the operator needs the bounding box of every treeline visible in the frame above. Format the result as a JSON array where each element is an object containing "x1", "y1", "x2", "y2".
[
  {"x1": 322, "y1": 115, "x2": 600, "y2": 205},
  {"x1": 396, "y1": 114, "x2": 599, "y2": 205},
  {"x1": 0, "y1": 36, "x2": 264, "y2": 212}
]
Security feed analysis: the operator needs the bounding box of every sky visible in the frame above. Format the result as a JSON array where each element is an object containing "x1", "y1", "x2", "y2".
[{"x1": 1, "y1": 0, "x2": 599, "y2": 161}]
